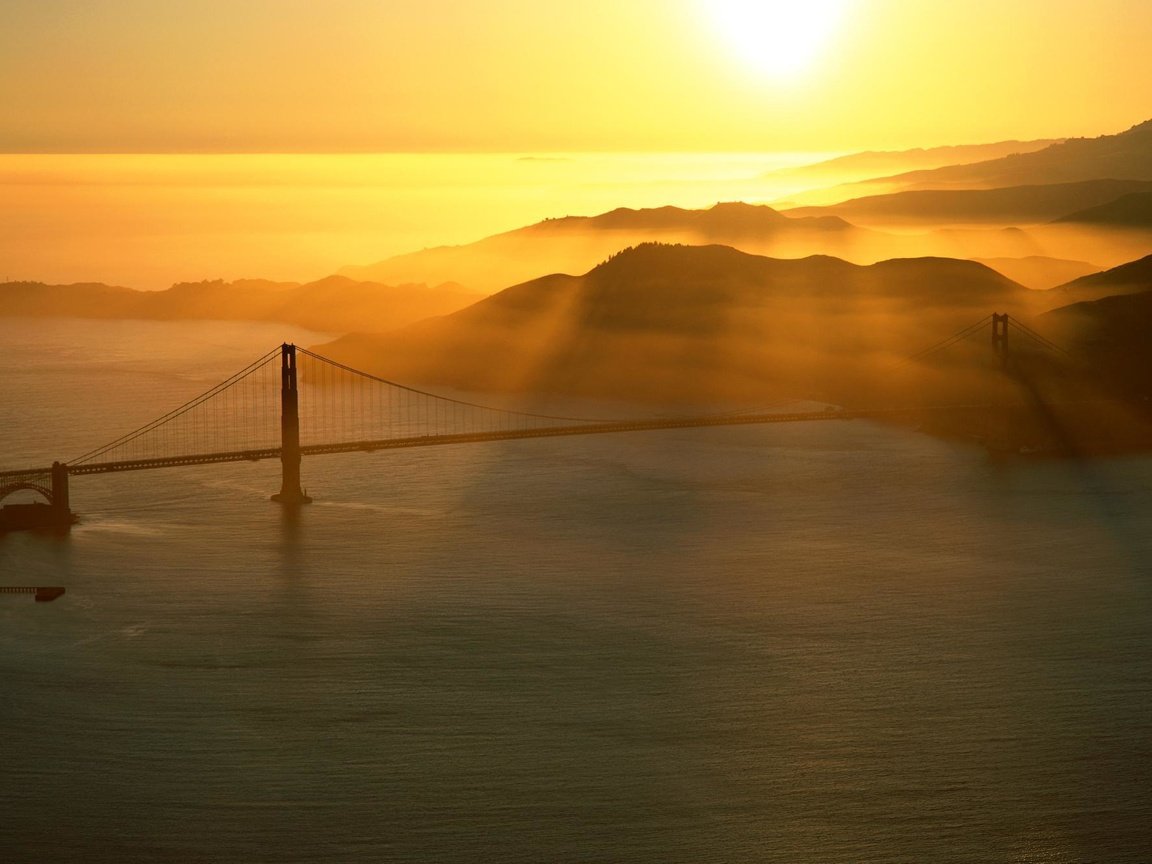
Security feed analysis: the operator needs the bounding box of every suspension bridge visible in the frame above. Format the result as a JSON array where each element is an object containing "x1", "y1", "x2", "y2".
[{"x1": 0, "y1": 313, "x2": 1072, "y2": 529}]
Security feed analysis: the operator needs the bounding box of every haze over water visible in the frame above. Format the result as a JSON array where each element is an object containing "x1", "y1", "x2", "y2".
[{"x1": 3, "y1": 320, "x2": 1151, "y2": 862}]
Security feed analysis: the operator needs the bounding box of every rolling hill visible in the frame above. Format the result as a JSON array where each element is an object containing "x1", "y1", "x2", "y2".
[
  {"x1": 853, "y1": 118, "x2": 1152, "y2": 192},
  {"x1": 763, "y1": 139, "x2": 1058, "y2": 195},
  {"x1": 321, "y1": 243, "x2": 1034, "y2": 403},
  {"x1": 338, "y1": 202, "x2": 887, "y2": 294},
  {"x1": 1042, "y1": 288, "x2": 1152, "y2": 399},
  {"x1": 1053, "y1": 191, "x2": 1152, "y2": 227},
  {"x1": 971, "y1": 256, "x2": 1102, "y2": 291},
  {"x1": 1045, "y1": 253, "x2": 1152, "y2": 303},
  {"x1": 784, "y1": 179, "x2": 1152, "y2": 227}
]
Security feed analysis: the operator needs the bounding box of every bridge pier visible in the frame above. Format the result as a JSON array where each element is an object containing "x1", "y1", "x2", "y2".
[
  {"x1": 51, "y1": 462, "x2": 71, "y2": 517},
  {"x1": 0, "y1": 461, "x2": 76, "y2": 531},
  {"x1": 271, "y1": 343, "x2": 312, "y2": 505}
]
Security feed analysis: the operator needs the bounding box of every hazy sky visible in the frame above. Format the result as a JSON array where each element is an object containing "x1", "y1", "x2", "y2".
[{"x1": 3, "y1": 0, "x2": 1151, "y2": 152}]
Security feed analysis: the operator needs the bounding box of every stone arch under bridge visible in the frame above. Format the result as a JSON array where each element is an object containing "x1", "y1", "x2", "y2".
[
  {"x1": 0, "y1": 464, "x2": 71, "y2": 527},
  {"x1": 0, "y1": 479, "x2": 55, "y2": 505}
]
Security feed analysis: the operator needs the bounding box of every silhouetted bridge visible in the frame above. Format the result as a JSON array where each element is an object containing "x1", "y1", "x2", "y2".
[{"x1": 0, "y1": 313, "x2": 1070, "y2": 528}]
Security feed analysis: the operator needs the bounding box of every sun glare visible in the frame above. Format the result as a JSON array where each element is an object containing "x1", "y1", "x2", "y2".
[{"x1": 702, "y1": 0, "x2": 851, "y2": 81}]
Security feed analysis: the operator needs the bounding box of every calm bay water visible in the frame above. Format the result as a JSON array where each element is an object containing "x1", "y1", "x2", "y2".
[{"x1": 2, "y1": 319, "x2": 1151, "y2": 862}]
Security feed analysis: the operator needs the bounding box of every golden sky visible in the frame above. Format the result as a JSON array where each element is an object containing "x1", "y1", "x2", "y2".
[{"x1": 3, "y1": 0, "x2": 1151, "y2": 153}]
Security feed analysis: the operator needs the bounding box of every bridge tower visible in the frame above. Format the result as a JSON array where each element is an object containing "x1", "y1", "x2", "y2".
[
  {"x1": 271, "y1": 343, "x2": 312, "y2": 505},
  {"x1": 51, "y1": 461, "x2": 71, "y2": 518},
  {"x1": 992, "y1": 313, "x2": 1010, "y2": 367}
]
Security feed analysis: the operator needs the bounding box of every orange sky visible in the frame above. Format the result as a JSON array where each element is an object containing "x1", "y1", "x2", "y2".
[{"x1": 3, "y1": 0, "x2": 1151, "y2": 153}]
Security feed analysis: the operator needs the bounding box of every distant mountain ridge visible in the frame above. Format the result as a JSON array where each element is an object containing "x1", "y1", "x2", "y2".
[
  {"x1": 338, "y1": 202, "x2": 877, "y2": 293},
  {"x1": 765, "y1": 139, "x2": 1059, "y2": 183},
  {"x1": 0, "y1": 275, "x2": 481, "y2": 333},
  {"x1": 1053, "y1": 191, "x2": 1152, "y2": 226},
  {"x1": 525, "y1": 201, "x2": 852, "y2": 233},
  {"x1": 784, "y1": 179, "x2": 1152, "y2": 226},
  {"x1": 859, "y1": 118, "x2": 1152, "y2": 191}
]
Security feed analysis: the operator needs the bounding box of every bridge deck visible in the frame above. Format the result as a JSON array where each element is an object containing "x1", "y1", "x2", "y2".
[
  {"x1": 2, "y1": 402, "x2": 1031, "y2": 479},
  {"x1": 3, "y1": 408, "x2": 878, "y2": 478}
]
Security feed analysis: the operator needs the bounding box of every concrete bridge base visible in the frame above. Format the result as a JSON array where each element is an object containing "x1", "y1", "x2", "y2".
[
  {"x1": 271, "y1": 488, "x2": 313, "y2": 505},
  {"x1": 0, "y1": 462, "x2": 76, "y2": 532}
]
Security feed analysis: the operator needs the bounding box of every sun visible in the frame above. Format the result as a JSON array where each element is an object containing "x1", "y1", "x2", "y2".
[{"x1": 701, "y1": 0, "x2": 852, "y2": 81}]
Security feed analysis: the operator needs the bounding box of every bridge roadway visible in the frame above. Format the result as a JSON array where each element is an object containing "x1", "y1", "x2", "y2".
[{"x1": 3, "y1": 406, "x2": 919, "y2": 480}]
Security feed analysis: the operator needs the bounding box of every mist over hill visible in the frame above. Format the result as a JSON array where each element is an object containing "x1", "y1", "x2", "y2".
[
  {"x1": 1053, "y1": 191, "x2": 1152, "y2": 227},
  {"x1": 1047, "y1": 253, "x2": 1152, "y2": 301},
  {"x1": 780, "y1": 170, "x2": 1152, "y2": 270},
  {"x1": 971, "y1": 256, "x2": 1101, "y2": 291},
  {"x1": 321, "y1": 243, "x2": 1035, "y2": 403},
  {"x1": 1043, "y1": 288, "x2": 1152, "y2": 399},
  {"x1": 341, "y1": 183, "x2": 1152, "y2": 301},
  {"x1": 338, "y1": 202, "x2": 886, "y2": 294},
  {"x1": 764, "y1": 139, "x2": 1058, "y2": 187},
  {"x1": 0, "y1": 276, "x2": 481, "y2": 334},
  {"x1": 1011, "y1": 252, "x2": 1152, "y2": 419},
  {"x1": 785, "y1": 179, "x2": 1152, "y2": 227},
  {"x1": 856, "y1": 118, "x2": 1152, "y2": 192},
  {"x1": 9, "y1": 116, "x2": 1150, "y2": 415}
]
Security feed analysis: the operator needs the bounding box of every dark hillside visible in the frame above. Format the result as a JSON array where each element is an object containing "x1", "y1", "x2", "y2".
[{"x1": 321, "y1": 244, "x2": 1033, "y2": 403}]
